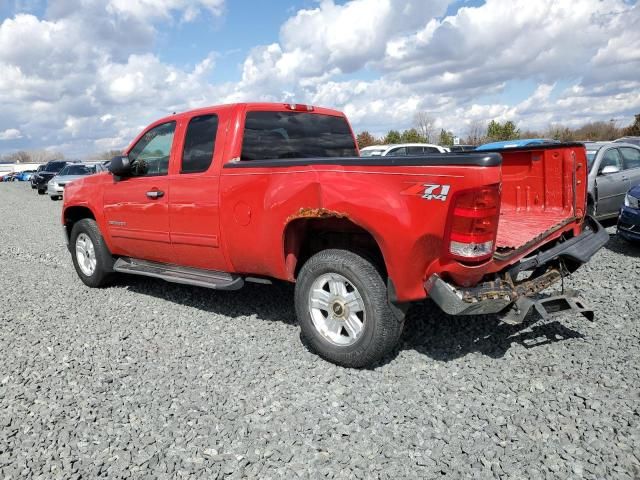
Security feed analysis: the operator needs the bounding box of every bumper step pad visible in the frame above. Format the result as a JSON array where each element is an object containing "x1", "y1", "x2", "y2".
[{"x1": 499, "y1": 291, "x2": 594, "y2": 325}]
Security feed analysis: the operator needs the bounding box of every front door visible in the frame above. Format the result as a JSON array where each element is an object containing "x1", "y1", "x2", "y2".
[
  {"x1": 103, "y1": 121, "x2": 176, "y2": 263},
  {"x1": 595, "y1": 147, "x2": 629, "y2": 218}
]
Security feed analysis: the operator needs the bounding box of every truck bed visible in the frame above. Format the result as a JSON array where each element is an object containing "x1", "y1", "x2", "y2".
[{"x1": 486, "y1": 143, "x2": 587, "y2": 254}]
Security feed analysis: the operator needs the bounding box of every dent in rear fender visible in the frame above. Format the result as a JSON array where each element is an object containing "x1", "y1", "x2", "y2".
[
  {"x1": 291, "y1": 167, "x2": 500, "y2": 301},
  {"x1": 220, "y1": 164, "x2": 501, "y2": 300}
]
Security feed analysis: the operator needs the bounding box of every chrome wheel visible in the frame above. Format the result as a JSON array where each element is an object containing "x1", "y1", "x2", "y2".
[
  {"x1": 75, "y1": 233, "x2": 97, "y2": 276},
  {"x1": 308, "y1": 273, "x2": 366, "y2": 346}
]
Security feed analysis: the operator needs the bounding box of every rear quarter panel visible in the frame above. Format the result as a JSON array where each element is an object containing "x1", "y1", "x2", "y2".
[{"x1": 219, "y1": 163, "x2": 501, "y2": 302}]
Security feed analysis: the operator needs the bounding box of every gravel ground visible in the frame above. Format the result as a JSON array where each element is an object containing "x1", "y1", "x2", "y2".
[{"x1": 0, "y1": 182, "x2": 639, "y2": 479}]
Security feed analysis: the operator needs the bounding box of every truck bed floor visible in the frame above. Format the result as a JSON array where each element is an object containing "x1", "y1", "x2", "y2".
[{"x1": 497, "y1": 210, "x2": 573, "y2": 250}]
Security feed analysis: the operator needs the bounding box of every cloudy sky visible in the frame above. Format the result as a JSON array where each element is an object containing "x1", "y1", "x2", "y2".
[{"x1": 0, "y1": 0, "x2": 638, "y2": 157}]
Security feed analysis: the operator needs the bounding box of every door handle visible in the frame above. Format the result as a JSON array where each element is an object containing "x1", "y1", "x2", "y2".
[{"x1": 146, "y1": 190, "x2": 164, "y2": 199}]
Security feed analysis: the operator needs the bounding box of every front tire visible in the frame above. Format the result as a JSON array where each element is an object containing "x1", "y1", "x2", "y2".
[
  {"x1": 295, "y1": 249, "x2": 404, "y2": 368},
  {"x1": 70, "y1": 219, "x2": 114, "y2": 288},
  {"x1": 37, "y1": 189, "x2": 45, "y2": 195}
]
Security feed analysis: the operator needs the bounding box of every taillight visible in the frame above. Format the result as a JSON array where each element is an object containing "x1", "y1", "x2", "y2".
[{"x1": 446, "y1": 184, "x2": 500, "y2": 262}]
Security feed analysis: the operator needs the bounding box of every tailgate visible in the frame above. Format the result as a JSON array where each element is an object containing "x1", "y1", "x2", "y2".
[{"x1": 493, "y1": 143, "x2": 588, "y2": 256}]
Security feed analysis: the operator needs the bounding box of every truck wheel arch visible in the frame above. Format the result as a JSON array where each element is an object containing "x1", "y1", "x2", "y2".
[
  {"x1": 64, "y1": 206, "x2": 97, "y2": 241},
  {"x1": 283, "y1": 214, "x2": 387, "y2": 281}
]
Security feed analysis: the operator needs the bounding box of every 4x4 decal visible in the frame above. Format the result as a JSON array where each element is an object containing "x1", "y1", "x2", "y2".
[{"x1": 401, "y1": 183, "x2": 451, "y2": 202}]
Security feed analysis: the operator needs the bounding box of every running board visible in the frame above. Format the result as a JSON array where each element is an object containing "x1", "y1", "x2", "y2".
[{"x1": 113, "y1": 257, "x2": 244, "y2": 291}]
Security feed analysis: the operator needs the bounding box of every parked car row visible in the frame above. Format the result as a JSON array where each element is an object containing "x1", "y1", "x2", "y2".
[
  {"x1": 0, "y1": 170, "x2": 37, "y2": 182},
  {"x1": 27, "y1": 159, "x2": 106, "y2": 200},
  {"x1": 46, "y1": 163, "x2": 106, "y2": 200}
]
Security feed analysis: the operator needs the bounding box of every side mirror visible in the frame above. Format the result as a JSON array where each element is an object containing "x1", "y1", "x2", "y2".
[
  {"x1": 600, "y1": 165, "x2": 620, "y2": 175},
  {"x1": 108, "y1": 155, "x2": 132, "y2": 177}
]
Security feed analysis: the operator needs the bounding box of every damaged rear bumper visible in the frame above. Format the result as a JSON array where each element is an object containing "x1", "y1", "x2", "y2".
[{"x1": 425, "y1": 216, "x2": 609, "y2": 317}]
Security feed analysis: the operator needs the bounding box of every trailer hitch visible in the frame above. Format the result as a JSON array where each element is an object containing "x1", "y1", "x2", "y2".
[{"x1": 499, "y1": 291, "x2": 594, "y2": 325}]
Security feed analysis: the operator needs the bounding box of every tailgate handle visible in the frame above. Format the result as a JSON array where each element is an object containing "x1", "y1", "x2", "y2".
[{"x1": 146, "y1": 190, "x2": 164, "y2": 199}]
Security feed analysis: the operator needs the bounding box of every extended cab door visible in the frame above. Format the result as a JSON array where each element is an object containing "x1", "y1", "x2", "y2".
[
  {"x1": 103, "y1": 121, "x2": 176, "y2": 263},
  {"x1": 168, "y1": 112, "x2": 228, "y2": 271},
  {"x1": 595, "y1": 147, "x2": 629, "y2": 218}
]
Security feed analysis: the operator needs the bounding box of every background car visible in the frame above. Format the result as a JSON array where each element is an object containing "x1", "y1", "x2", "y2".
[
  {"x1": 32, "y1": 160, "x2": 73, "y2": 194},
  {"x1": 47, "y1": 162, "x2": 106, "y2": 200},
  {"x1": 613, "y1": 136, "x2": 640, "y2": 147},
  {"x1": 381, "y1": 143, "x2": 449, "y2": 155},
  {"x1": 475, "y1": 138, "x2": 560, "y2": 150},
  {"x1": 584, "y1": 142, "x2": 640, "y2": 219},
  {"x1": 449, "y1": 145, "x2": 476, "y2": 152},
  {"x1": 617, "y1": 185, "x2": 640, "y2": 242},
  {"x1": 359, "y1": 145, "x2": 389, "y2": 157},
  {"x1": 15, "y1": 170, "x2": 36, "y2": 182},
  {"x1": 1, "y1": 172, "x2": 19, "y2": 182},
  {"x1": 30, "y1": 165, "x2": 46, "y2": 189}
]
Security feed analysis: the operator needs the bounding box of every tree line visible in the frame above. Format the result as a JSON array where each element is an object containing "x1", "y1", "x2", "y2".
[
  {"x1": 0, "y1": 149, "x2": 122, "y2": 164},
  {"x1": 2, "y1": 115, "x2": 639, "y2": 162},
  {"x1": 357, "y1": 113, "x2": 640, "y2": 149}
]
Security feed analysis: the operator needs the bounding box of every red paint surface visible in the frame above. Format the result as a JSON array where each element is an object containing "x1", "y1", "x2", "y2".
[{"x1": 63, "y1": 103, "x2": 588, "y2": 302}]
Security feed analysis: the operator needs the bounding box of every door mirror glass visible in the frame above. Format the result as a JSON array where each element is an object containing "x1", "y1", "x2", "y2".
[
  {"x1": 108, "y1": 155, "x2": 132, "y2": 177},
  {"x1": 600, "y1": 165, "x2": 620, "y2": 175}
]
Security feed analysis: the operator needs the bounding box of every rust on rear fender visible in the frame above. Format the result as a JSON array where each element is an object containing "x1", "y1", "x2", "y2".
[{"x1": 286, "y1": 207, "x2": 348, "y2": 223}]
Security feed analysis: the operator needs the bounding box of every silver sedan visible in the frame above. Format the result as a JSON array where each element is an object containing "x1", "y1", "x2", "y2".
[
  {"x1": 47, "y1": 162, "x2": 106, "y2": 200},
  {"x1": 585, "y1": 142, "x2": 640, "y2": 219}
]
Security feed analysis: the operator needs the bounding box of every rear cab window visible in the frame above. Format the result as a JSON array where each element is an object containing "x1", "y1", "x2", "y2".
[
  {"x1": 181, "y1": 114, "x2": 219, "y2": 173},
  {"x1": 241, "y1": 111, "x2": 357, "y2": 160}
]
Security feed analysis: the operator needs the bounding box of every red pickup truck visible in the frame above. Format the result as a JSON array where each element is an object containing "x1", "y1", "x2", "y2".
[{"x1": 62, "y1": 103, "x2": 608, "y2": 367}]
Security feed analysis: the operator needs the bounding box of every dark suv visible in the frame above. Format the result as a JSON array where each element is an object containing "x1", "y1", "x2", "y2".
[{"x1": 32, "y1": 160, "x2": 72, "y2": 194}]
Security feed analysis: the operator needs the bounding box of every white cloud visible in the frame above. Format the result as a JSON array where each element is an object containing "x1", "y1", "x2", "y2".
[
  {"x1": 107, "y1": 0, "x2": 224, "y2": 21},
  {"x1": 0, "y1": 128, "x2": 23, "y2": 140},
  {"x1": 0, "y1": 0, "x2": 638, "y2": 156}
]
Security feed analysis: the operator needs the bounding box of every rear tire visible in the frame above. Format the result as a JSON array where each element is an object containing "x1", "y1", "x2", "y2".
[
  {"x1": 70, "y1": 219, "x2": 115, "y2": 288},
  {"x1": 37, "y1": 189, "x2": 45, "y2": 195},
  {"x1": 50, "y1": 196, "x2": 59, "y2": 201},
  {"x1": 295, "y1": 249, "x2": 404, "y2": 368}
]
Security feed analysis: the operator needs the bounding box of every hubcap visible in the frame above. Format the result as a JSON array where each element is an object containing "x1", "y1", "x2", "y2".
[
  {"x1": 308, "y1": 273, "x2": 366, "y2": 346},
  {"x1": 75, "y1": 233, "x2": 97, "y2": 276}
]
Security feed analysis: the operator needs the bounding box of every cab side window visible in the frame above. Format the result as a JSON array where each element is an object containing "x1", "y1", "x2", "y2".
[
  {"x1": 181, "y1": 115, "x2": 219, "y2": 174},
  {"x1": 599, "y1": 148, "x2": 622, "y2": 174},
  {"x1": 388, "y1": 147, "x2": 407, "y2": 156},
  {"x1": 619, "y1": 147, "x2": 640, "y2": 170},
  {"x1": 128, "y1": 122, "x2": 176, "y2": 177}
]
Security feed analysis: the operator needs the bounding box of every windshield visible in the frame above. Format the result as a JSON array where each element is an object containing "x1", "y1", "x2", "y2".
[
  {"x1": 58, "y1": 164, "x2": 97, "y2": 176},
  {"x1": 241, "y1": 111, "x2": 357, "y2": 160},
  {"x1": 45, "y1": 161, "x2": 68, "y2": 173},
  {"x1": 586, "y1": 151, "x2": 598, "y2": 171}
]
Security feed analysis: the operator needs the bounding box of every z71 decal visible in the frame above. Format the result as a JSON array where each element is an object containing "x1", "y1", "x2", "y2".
[{"x1": 401, "y1": 183, "x2": 451, "y2": 202}]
